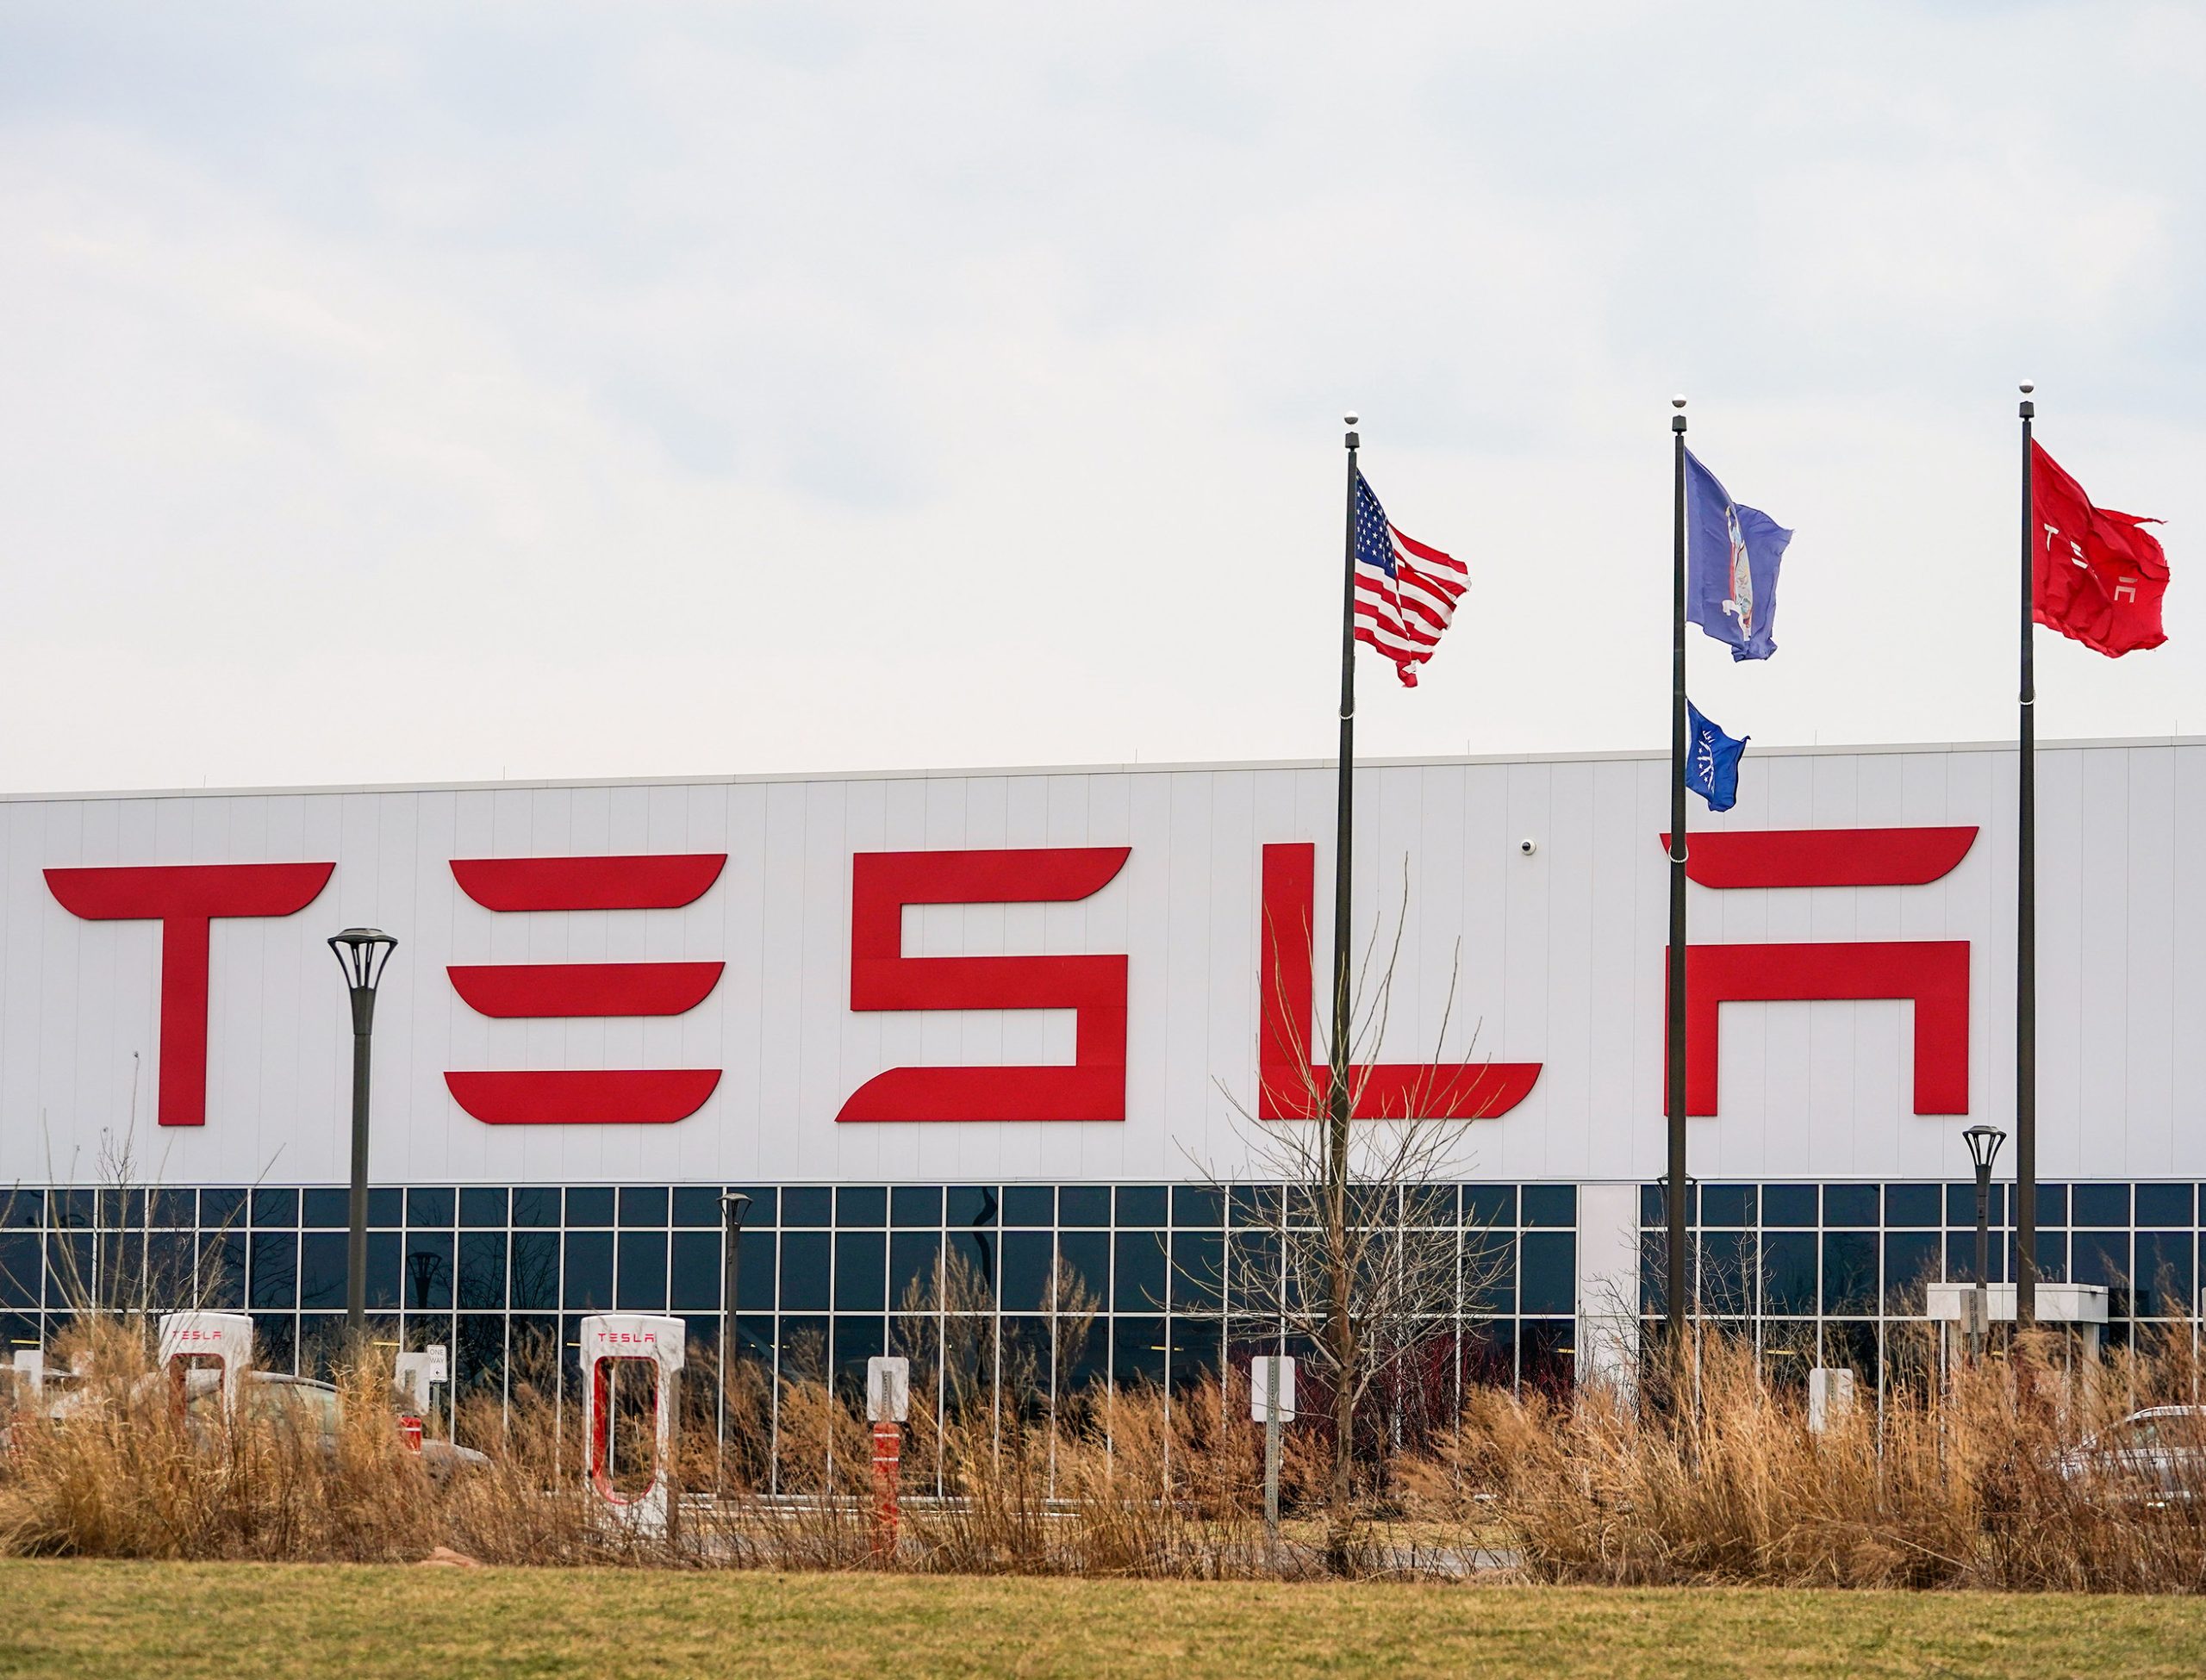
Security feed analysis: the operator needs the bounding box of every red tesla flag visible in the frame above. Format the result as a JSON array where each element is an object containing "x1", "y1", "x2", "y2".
[{"x1": 2033, "y1": 443, "x2": 2169, "y2": 656}]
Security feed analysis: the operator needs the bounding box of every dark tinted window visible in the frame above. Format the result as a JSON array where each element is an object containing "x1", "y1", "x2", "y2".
[
  {"x1": 1763, "y1": 1231, "x2": 1817, "y2": 1314},
  {"x1": 1519, "y1": 1231, "x2": 1574, "y2": 1314},
  {"x1": 1823, "y1": 1185, "x2": 1879, "y2": 1227},
  {"x1": 1059, "y1": 1186, "x2": 1111, "y2": 1228},
  {"x1": 891, "y1": 1186, "x2": 943, "y2": 1228},
  {"x1": 837, "y1": 1186, "x2": 887, "y2": 1227},
  {"x1": 1056, "y1": 1230, "x2": 1111, "y2": 1304},
  {"x1": 408, "y1": 1187, "x2": 456, "y2": 1227},
  {"x1": 946, "y1": 1185, "x2": 999, "y2": 1228},
  {"x1": 404, "y1": 1232, "x2": 454, "y2": 1309},
  {"x1": 670, "y1": 1186, "x2": 721, "y2": 1227},
  {"x1": 1172, "y1": 1185, "x2": 1224, "y2": 1227},
  {"x1": 2074, "y1": 1183, "x2": 2129, "y2": 1227},
  {"x1": 565, "y1": 1188, "x2": 615, "y2": 1227},
  {"x1": 890, "y1": 1231, "x2": 942, "y2": 1309},
  {"x1": 1701, "y1": 1184, "x2": 1755, "y2": 1227},
  {"x1": 670, "y1": 1231, "x2": 720, "y2": 1310},
  {"x1": 563, "y1": 1232, "x2": 614, "y2": 1310},
  {"x1": 1002, "y1": 1185, "x2": 1055, "y2": 1226},
  {"x1": 512, "y1": 1189, "x2": 561, "y2": 1229},
  {"x1": 780, "y1": 1231, "x2": 831, "y2": 1311},
  {"x1": 368, "y1": 1188, "x2": 402, "y2": 1229},
  {"x1": 782, "y1": 1187, "x2": 832, "y2": 1228},
  {"x1": 1114, "y1": 1230, "x2": 1168, "y2": 1311},
  {"x1": 1521, "y1": 1185, "x2": 1574, "y2": 1228},
  {"x1": 1883, "y1": 1230, "x2": 1941, "y2": 1312},
  {"x1": 834, "y1": 1231, "x2": 887, "y2": 1313},
  {"x1": 200, "y1": 1189, "x2": 246, "y2": 1230},
  {"x1": 458, "y1": 1232, "x2": 507, "y2": 1310},
  {"x1": 618, "y1": 1187, "x2": 669, "y2": 1226},
  {"x1": 302, "y1": 1190, "x2": 347, "y2": 1228},
  {"x1": 1821, "y1": 1232, "x2": 1877, "y2": 1313},
  {"x1": 1000, "y1": 1230, "x2": 1054, "y2": 1312},
  {"x1": 1463, "y1": 1185, "x2": 1517, "y2": 1229},
  {"x1": 460, "y1": 1188, "x2": 508, "y2": 1228},
  {"x1": 2137, "y1": 1184, "x2": 2193, "y2": 1227},
  {"x1": 1115, "y1": 1185, "x2": 1168, "y2": 1227},
  {"x1": 1761, "y1": 1185, "x2": 1817, "y2": 1227},
  {"x1": 510, "y1": 1231, "x2": 560, "y2": 1310},
  {"x1": 251, "y1": 1189, "x2": 298, "y2": 1227},
  {"x1": 248, "y1": 1233, "x2": 296, "y2": 1308},
  {"x1": 615, "y1": 1230, "x2": 667, "y2": 1310},
  {"x1": 1885, "y1": 1183, "x2": 1940, "y2": 1227}
]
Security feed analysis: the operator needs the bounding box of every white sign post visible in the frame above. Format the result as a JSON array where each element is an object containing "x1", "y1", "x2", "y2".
[{"x1": 1251, "y1": 1355, "x2": 1296, "y2": 1543}]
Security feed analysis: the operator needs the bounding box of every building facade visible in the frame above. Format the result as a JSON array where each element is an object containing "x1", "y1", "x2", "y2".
[{"x1": 3, "y1": 739, "x2": 2202, "y2": 1431}]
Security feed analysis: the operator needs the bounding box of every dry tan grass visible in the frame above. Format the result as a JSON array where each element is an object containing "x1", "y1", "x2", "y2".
[{"x1": 11, "y1": 1313, "x2": 2206, "y2": 1591}]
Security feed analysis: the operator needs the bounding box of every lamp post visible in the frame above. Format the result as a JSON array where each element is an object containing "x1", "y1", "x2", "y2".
[
  {"x1": 718, "y1": 1190, "x2": 752, "y2": 1484},
  {"x1": 329, "y1": 929, "x2": 398, "y2": 1336},
  {"x1": 1963, "y1": 1124, "x2": 2008, "y2": 1360}
]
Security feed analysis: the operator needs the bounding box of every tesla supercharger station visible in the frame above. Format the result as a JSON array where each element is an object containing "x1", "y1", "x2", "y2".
[
  {"x1": 157, "y1": 1312, "x2": 253, "y2": 1417},
  {"x1": 866, "y1": 1356, "x2": 911, "y2": 1559},
  {"x1": 394, "y1": 1344, "x2": 448, "y2": 1445},
  {"x1": 579, "y1": 1314, "x2": 685, "y2": 1535}
]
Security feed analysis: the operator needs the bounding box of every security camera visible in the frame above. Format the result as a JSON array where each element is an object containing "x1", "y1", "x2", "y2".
[{"x1": 1518, "y1": 837, "x2": 1537, "y2": 856}]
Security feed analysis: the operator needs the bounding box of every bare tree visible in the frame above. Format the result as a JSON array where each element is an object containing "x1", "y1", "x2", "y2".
[{"x1": 1211, "y1": 862, "x2": 1515, "y2": 1565}]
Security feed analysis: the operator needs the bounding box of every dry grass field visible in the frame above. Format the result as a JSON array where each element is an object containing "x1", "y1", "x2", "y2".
[{"x1": 3, "y1": 1561, "x2": 2206, "y2": 1679}]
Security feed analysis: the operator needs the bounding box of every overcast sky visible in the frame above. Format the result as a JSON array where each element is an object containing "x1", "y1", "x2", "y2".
[{"x1": 2, "y1": 3, "x2": 2199, "y2": 794}]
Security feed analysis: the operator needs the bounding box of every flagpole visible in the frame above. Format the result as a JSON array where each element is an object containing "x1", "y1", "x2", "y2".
[
  {"x1": 2016, "y1": 382, "x2": 2038, "y2": 1330},
  {"x1": 1667, "y1": 396, "x2": 1690, "y2": 1367},
  {"x1": 1326, "y1": 413, "x2": 1358, "y2": 1509}
]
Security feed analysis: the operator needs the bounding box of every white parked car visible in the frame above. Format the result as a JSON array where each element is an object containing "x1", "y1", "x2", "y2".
[{"x1": 2058, "y1": 1406, "x2": 2206, "y2": 1503}]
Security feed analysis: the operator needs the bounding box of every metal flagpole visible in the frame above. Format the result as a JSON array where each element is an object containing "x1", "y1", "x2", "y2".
[
  {"x1": 1327, "y1": 414, "x2": 1359, "y2": 1499},
  {"x1": 1667, "y1": 397, "x2": 1690, "y2": 1366},
  {"x1": 2016, "y1": 382, "x2": 2038, "y2": 1330}
]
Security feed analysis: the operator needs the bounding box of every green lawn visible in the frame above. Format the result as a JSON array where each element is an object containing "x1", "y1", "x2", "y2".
[{"x1": 3, "y1": 1561, "x2": 2203, "y2": 1678}]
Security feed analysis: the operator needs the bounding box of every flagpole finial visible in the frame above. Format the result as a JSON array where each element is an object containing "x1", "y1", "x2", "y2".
[
  {"x1": 1672, "y1": 394, "x2": 1687, "y2": 433},
  {"x1": 1343, "y1": 412, "x2": 1359, "y2": 450},
  {"x1": 1672, "y1": 395, "x2": 1686, "y2": 409},
  {"x1": 2019, "y1": 381, "x2": 2035, "y2": 395},
  {"x1": 2019, "y1": 381, "x2": 2035, "y2": 420}
]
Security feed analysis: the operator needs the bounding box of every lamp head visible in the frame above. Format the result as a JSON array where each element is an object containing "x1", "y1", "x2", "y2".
[
  {"x1": 721, "y1": 1189, "x2": 754, "y2": 1229},
  {"x1": 1962, "y1": 1123, "x2": 2008, "y2": 1173},
  {"x1": 327, "y1": 927, "x2": 397, "y2": 994}
]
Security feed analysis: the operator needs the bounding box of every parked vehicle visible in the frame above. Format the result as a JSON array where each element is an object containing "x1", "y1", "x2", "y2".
[
  {"x1": 16, "y1": 1366, "x2": 488, "y2": 1483},
  {"x1": 2057, "y1": 1406, "x2": 2206, "y2": 1504}
]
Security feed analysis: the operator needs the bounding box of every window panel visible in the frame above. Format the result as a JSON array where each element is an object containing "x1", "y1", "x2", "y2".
[
  {"x1": 1763, "y1": 1231, "x2": 1817, "y2": 1316},
  {"x1": 780, "y1": 1230, "x2": 831, "y2": 1312},
  {"x1": 408, "y1": 1188, "x2": 456, "y2": 1228},
  {"x1": 890, "y1": 1186, "x2": 943, "y2": 1228},
  {"x1": 670, "y1": 1231, "x2": 720, "y2": 1312},
  {"x1": 1821, "y1": 1232, "x2": 1877, "y2": 1315},
  {"x1": 1519, "y1": 1230, "x2": 1574, "y2": 1316},
  {"x1": 618, "y1": 1187, "x2": 669, "y2": 1227},
  {"x1": 1114, "y1": 1229, "x2": 1167, "y2": 1312},
  {"x1": 460, "y1": 1188, "x2": 508, "y2": 1229},
  {"x1": 458, "y1": 1232, "x2": 507, "y2": 1310},
  {"x1": 833, "y1": 1230, "x2": 887, "y2": 1313},
  {"x1": 616, "y1": 1230, "x2": 668, "y2": 1310},
  {"x1": 405, "y1": 1232, "x2": 455, "y2": 1310},
  {"x1": 299, "y1": 1232, "x2": 347, "y2": 1310},
  {"x1": 563, "y1": 1232, "x2": 614, "y2": 1310}
]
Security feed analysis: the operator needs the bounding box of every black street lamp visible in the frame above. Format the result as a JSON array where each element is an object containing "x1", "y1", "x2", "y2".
[
  {"x1": 1963, "y1": 1123, "x2": 2008, "y2": 1360},
  {"x1": 329, "y1": 928, "x2": 398, "y2": 1335},
  {"x1": 719, "y1": 1190, "x2": 752, "y2": 1483}
]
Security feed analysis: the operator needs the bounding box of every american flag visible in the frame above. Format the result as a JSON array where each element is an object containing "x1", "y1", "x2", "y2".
[{"x1": 1352, "y1": 470, "x2": 1467, "y2": 688}]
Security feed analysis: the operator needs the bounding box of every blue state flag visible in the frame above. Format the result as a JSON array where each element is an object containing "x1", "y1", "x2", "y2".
[
  {"x1": 1686, "y1": 450, "x2": 1792, "y2": 661},
  {"x1": 1686, "y1": 701, "x2": 1747, "y2": 812}
]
